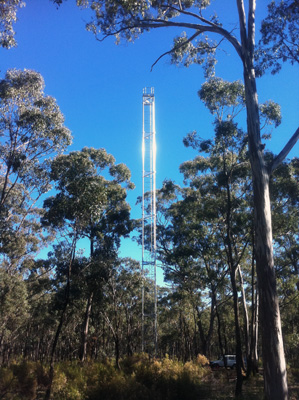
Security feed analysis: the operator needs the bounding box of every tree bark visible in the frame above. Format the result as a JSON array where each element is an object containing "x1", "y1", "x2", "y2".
[
  {"x1": 237, "y1": 265, "x2": 250, "y2": 370},
  {"x1": 194, "y1": 292, "x2": 215, "y2": 357},
  {"x1": 247, "y1": 237, "x2": 259, "y2": 376},
  {"x1": 235, "y1": 1, "x2": 289, "y2": 398},
  {"x1": 230, "y1": 267, "x2": 244, "y2": 396},
  {"x1": 250, "y1": 160, "x2": 288, "y2": 399},
  {"x1": 79, "y1": 291, "x2": 94, "y2": 362},
  {"x1": 240, "y1": 14, "x2": 286, "y2": 400}
]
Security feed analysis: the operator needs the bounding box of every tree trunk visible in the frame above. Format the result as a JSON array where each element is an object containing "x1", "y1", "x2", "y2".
[
  {"x1": 252, "y1": 167, "x2": 287, "y2": 399},
  {"x1": 195, "y1": 295, "x2": 215, "y2": 358},
  {"x1": 195, "y1": 306, "x2": 208, "y2": 356},
  {"x1": 247, "y1": 239, "x2": 259, "y2": 377},
  {"x1": 80, "y1": 291, "x2": 94, "y2": 362},
  {"x1": 125, "y1": 309, "x2": 133, "y2": 357},
  {"x1": 115, "y1": 335, "x2": 121, "y2": 370},
  {"x1": 44, "y1": 294, "x2": 69, "y2": 400},
  {"x1": 230, "y1": 267, "x2": 244, "y2": 397},
  {"x1": 214, "y1": 296, "x2": 225, "y2": 360},
  {"x1": 225, "y1": 165, "x2": 243, "y2": 396},
  {"x1": 44, "y1": 240, "x2": 75, "y2": 400},
  {"x1": 249, "y1": 288, "x2": 259, "y2": 376},
  {"x1": 235, "y1": 1, "x2": 288, "y2": 397},
  {"x1": 237, "y1": 265, "x2": 250, "y2": 370},
  {"x1": 243, "y1": 50, "x2": 288, "y2": 400}
]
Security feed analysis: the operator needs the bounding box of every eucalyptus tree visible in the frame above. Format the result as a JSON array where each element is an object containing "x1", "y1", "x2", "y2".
[
  {"x1": 269, "y1": 157, "x2": 299, "y2": 363},
  {"x1": 270, "y1": 157, "x2": 299, "y2": 280},
  {"x1": 0, "y1": 69, "x2": 71, "y2": 268},
  {"x1": 42, "y1": 147, "x2": 134, "y2": 390},
  {"x1": 0, "y1": 264, "x2": 28, "y2": 364},
  {"x1": 100, "y1": 258, "x2": 142, "y2": 368},
  {"x1": 22, "y1": 258, "x2": 56, "y2": 362},
  {"x1": 42, "y1": 148, "x2": 133, "y2": 399},
  {"x1": 0, "y1": 69, "x2": 71, "y2": 369},
  {"x1": 153, "y1": 180, "x2": 224, "y2": 358},
  {"x1": 158, "y1": 184, "x2": 236, "y2": 358},
  {"x1": 182, "y1": 123, "x2": 252, "y2": 392},
  {"x1": 157, "y1": 77, "x2": 284, "y2": 391}
]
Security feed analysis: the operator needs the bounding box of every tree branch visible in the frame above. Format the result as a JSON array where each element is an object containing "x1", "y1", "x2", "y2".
[
  {"x1": 150, "y1": 30, "x2": 201, "y2": 71},
  {"x1": 269, "y1": 126, "x2": 299, "y2": 174},
  {"x1": 236, "y1": 0, "x2": 248, "y2": 58},
  {"x1": 96, "y1": 17, "x2": 243, "y2": 60},
  {"x1": 161, "y1": 4, "x2": 221, "y2": 27},
  {"x1": 248, "y1": 0, "x2": 256, "y2": 61},
  {"x1": 144, "y1": 18, "x2": 243, "y2": 58}
]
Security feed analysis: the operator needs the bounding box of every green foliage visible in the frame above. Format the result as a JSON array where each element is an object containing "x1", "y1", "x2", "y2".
[
  {"x1": 198, "y1": 78, "x2": 245, "y2": 120},
  {"x1": 0, "y1": 269, "x2": 29, "y2": 356},
  {"x1": 0, "y1": 0, "x2": 25, "y2": 48},
  {"x1": 256, "y1": 0, "x2": 299, "y2": 75},
  {"x1": 259, "y1": 100, "x2": 282, "y2": 130},
  {"x1": 170, "y1": 32, "x2": 217, "y2": 77},
  {"x1": 0, "y1": 69, "x2": 71, "y2": 266},
  {"x1": 42, "y1": 147, "x2": 133, "y2": 242}
]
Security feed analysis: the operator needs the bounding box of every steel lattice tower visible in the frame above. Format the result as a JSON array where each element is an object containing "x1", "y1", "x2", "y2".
[{"x1": 142, "y1": 87, "x2": 157, "y2": 355}]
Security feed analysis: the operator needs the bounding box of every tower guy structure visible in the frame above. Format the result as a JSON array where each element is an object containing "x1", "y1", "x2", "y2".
[{"x1": 142, "y1": 87, "x2": 157, "y2": 354}]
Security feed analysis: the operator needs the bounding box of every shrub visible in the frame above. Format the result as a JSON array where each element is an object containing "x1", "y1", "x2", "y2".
[
  {"x1": 0, "y1": 367, "x2": 15, "y2": 399},
  {"x1": 195, "y1": 354, "x2": 210, "y2": 367},
  {"x1": 52, "y1": 362, "x2": 87, "y2": 400},
  {"x1": 11, "y1": 361, "x2": 37, "y2": 400},
  {"x1": 0, "y1": 356, "x2": 212, "y2": 400}
]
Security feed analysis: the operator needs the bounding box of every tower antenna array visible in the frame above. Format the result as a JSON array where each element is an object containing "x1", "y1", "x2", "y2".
[{"x1": 142, "y1": 87, "x2": 157, "y2": 354}]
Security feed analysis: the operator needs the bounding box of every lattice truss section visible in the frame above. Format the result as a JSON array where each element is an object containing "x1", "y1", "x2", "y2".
[{"x1": 142, "y1": 87, "x2": 157, "y2": 354}]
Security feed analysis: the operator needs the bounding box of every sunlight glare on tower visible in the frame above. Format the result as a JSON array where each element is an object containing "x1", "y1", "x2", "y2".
[{"x1": 141, "y1": 87, "x2": 157, "y2": 355}]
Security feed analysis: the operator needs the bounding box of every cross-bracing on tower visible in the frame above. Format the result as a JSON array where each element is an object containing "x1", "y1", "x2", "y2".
[{"x1": 142, "y1": 87, "x2": 157, "y2": 355}]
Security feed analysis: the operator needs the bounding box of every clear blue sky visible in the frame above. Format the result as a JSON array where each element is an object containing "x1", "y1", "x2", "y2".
[{"x1": 1, "y1": 0, "x2": 298, "y2": 277}]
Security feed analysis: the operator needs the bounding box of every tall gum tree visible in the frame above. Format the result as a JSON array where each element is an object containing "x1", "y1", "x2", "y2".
[
  {"x1": 73, "y1": 1, "x2": 299, "y2": 398},
  {"x1": 42, "y1": 147, "x2": 134, "y2": 390},
  {"x1": 0, "y1": 69, "x2": 72, "y2": 267}
]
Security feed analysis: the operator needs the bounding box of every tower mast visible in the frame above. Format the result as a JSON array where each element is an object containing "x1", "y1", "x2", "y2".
[{"x1": 142, "y1": 87, "x2": 157, "y2": 355}]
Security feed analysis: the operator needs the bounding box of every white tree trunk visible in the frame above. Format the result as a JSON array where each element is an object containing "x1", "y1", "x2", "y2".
[
  {"x1": 243, "y1": 64, "x2": 288, "y2": 399},
  {"x1": 235, "y1": 1, "x2": 288, "y2": 396}
]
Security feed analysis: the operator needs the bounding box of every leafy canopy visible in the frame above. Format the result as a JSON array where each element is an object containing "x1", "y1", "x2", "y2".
[{"x1": 256, "y1": 0, "x2": 299, "y2": 75}]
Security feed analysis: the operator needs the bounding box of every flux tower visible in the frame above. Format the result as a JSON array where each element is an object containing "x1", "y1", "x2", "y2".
[{"x1": 142, "y1": 87, "x2": 157, "y2": 354}]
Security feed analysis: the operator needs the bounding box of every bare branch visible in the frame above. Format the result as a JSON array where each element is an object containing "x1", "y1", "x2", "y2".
[
  {"x1": 248, "y1": 0, "x2": 256, "y2": 60},
  {"x1": 269, "y1": 126, "x2": 299, "y2": 174},
  {"x1": 236, "y1": 0, "x2": 248, "y2": 57}
]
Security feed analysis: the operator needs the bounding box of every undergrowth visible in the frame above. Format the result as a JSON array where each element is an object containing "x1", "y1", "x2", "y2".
[
  {"x1": 2, "y1": 354, "x2": 297, "y2": 399},
  {"x1": 0, "y1": 354, "x2": 211, "y2": 400}
]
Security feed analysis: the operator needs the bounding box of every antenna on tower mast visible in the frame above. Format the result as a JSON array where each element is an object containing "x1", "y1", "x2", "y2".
[{"x1": 142, "y1": 87, "x2": 157, "y2": 355}]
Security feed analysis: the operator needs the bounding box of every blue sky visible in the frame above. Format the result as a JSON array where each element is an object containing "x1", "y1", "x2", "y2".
[{"x1": 1, "y1": 0, "x2": 298, "y2": 280}]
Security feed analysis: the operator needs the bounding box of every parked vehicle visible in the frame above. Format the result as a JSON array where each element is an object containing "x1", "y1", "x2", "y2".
[{"x1": 210, "y1": 355, "x2": 236, "y2": 369}]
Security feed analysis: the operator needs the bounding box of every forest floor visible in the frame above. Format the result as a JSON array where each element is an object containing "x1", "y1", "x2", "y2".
[{"x1": 203, "y1": 368, "x2": 299, "y2": 399}]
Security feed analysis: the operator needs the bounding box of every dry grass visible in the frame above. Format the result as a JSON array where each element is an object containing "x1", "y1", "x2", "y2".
[{"x1": 0, "y1": 357, "x2": 298, "y2": 399}]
